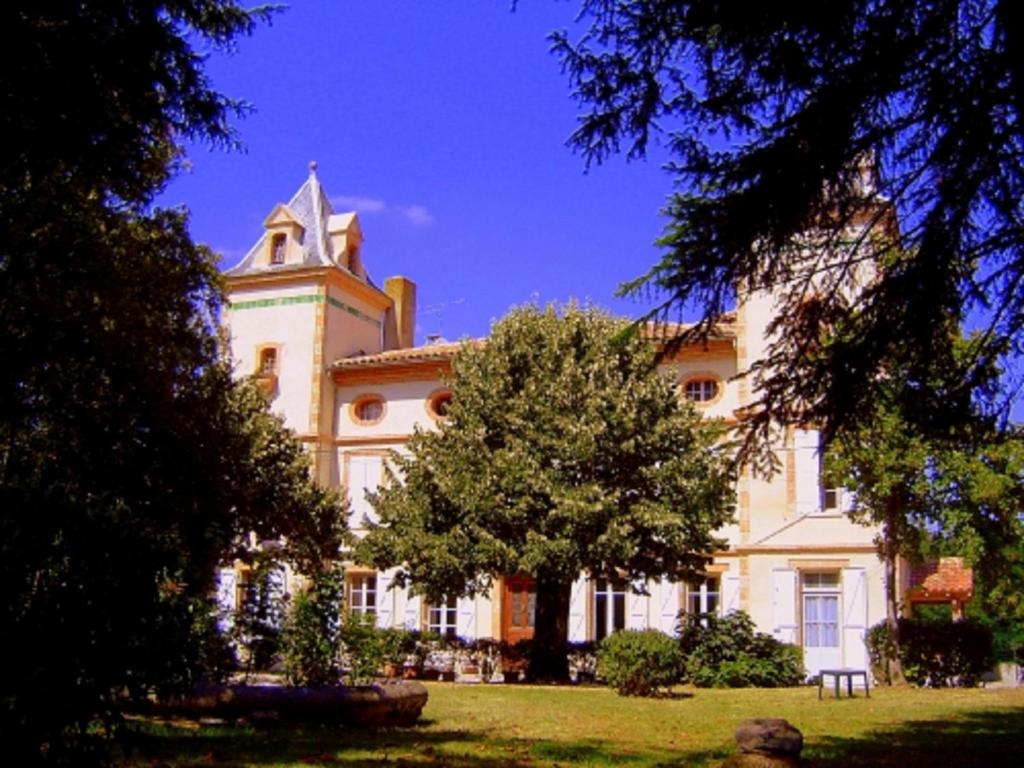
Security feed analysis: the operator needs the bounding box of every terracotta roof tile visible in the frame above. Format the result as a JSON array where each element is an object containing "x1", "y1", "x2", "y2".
[
  {"x1": 907, "y1": 557, "x2": 974, "y2": 602},
  {"x1": 330, "y1": 340, "x2": 474, "y2": 369},
  {"x1": 331, "y1": 317, "x2": 736, "y2": 371}
]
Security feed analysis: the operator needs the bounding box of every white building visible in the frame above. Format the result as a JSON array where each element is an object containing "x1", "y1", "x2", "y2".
[{"x1": 222, "y1": 166, "x2": 890, "y2": 676}]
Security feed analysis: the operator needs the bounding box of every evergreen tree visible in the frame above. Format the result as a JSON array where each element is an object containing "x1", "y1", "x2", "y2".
[
  {"x1": 553, "y1": 1, "x2": 1024, "y2": 461},
  {"x1": 0, "y1": 3, "x2": 354, "y2": 762},
  {"x1": 358, "y1": 304, "x2": 734, "y2": 680}
]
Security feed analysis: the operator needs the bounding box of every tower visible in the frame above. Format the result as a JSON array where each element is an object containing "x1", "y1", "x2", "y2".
[{"x1": 223, "y1": 164, "x2": 416, "y2": 484}]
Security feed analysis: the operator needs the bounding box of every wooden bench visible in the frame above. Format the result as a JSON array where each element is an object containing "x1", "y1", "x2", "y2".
[{"x1": 818, "y1": 668, "x2": 870, "y2": 698}]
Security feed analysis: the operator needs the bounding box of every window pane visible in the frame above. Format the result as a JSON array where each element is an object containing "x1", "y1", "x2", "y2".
[
  {"x1": 823, "y1": 622, "x2": 839, "y2": 647},
  {"x1": 805, "y1": 596, "x2": 819, "y2": 621},
  {"x1": 806, "y1": 623, "x2": 820, "y2": 647},
  {"x1": 613, "y1": 592, "x2": 625, "y2": 631},
  {"x1": 823, "y1": 596, "x2": 838, "y2": 621}
]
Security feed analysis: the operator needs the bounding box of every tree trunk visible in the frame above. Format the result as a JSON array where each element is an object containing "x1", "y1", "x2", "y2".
[
  {"x1": 882, "y1": 500, "x2": 904, "y2": 685},
  {"x1": 528, "y1": 571, "x2": 572, "y2": 681}
]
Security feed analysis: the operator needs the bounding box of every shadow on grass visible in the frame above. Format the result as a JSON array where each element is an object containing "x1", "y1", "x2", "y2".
[
  {"x1": 805, "y1": 707, "x2": 1024, "y2": 768},
  {"x1": 118, "y1": 718, "x2": 728, "y2": 768},
  {"x1": 118, "y1": 703, "x2": 1024, "y2": 767}
]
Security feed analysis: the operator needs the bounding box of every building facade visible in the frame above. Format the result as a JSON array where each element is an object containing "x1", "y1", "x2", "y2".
[{"x1": 222, "y1": 167, "x2": 888, "y2": 676}]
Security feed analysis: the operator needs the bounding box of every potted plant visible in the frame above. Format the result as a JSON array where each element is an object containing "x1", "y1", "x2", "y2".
[{"x1": 379, "y1": 627, "x2": 415, "y2": 679}]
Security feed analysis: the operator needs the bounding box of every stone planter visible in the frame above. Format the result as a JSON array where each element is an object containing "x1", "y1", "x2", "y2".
[{"x1": 142, "y1": 681, "x2": 428, "y2": 727}]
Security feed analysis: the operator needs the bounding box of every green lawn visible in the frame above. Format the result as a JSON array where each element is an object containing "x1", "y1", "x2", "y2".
[{"x1": 118, "y1": 683, "x2": 1024, "y2": 767}]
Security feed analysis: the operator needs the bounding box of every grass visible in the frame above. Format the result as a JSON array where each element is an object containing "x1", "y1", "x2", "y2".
[{"x1": 117, "y1": 682, "x2": 1024, "y2": 767}]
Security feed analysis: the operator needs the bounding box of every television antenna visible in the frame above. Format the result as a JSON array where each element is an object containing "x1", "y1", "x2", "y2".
[{"x1": 420, "y1": 298, "x2": 465, "y2": 342}]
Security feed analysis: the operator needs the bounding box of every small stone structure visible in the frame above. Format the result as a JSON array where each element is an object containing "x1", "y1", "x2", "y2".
[
  {"x1": 143, "y1": 681, "x2": 428, "y2": 727},
  {"x1": 722, "y1": 718, "x2": 803, "y2": 767}
]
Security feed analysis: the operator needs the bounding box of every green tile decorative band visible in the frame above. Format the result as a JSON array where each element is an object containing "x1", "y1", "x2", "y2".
[{"x1": 230, "y1": 294, "x2": 381, "y2": 328}]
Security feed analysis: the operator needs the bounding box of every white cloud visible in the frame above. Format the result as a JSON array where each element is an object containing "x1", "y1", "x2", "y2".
[
  {"x1": 397, "y1": 204, "x2": 436, "y2": 227},
  {"x1": 330, "y1": 194, "x2": 387, "y2": 214}
]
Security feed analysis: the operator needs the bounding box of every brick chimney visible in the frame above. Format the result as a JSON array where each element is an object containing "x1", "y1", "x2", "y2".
[{"x1": 384, "y1": 276, "x2": 417, "y2": 350}]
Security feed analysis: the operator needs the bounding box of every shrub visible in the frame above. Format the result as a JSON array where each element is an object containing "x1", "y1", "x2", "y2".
[
  {"x1": 868, "y1": 617, "x2": 994, "y2": 687},
  {"x1": 378, "y1": 626, "x2": 418, "y2": 668},
  {"x1": 678, "y1": 611, "x2": 804, "y2": 688},
  {"x1": 281, "y1": 567, "x2": 344, "y2": 687},
  {"x1": 597, "y1": 629, "x2": 682, "y2": 696},
  {"x1": 338, "y1": 611, "x2": 386, "y2": 685}
]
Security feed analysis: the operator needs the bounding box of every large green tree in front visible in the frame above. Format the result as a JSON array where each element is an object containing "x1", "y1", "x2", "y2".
[
  {"x1": 552, "y1": 1, "x2": 1024, "y2": 463},
  {"x1": 0, "y1": 3, "x2": 355, "y2": 763},
  {"x1": 358, "y1": 304, "x2": 735, "y2": 680}
]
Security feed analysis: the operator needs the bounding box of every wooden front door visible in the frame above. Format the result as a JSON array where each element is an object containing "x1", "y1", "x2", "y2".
[{"x1": 502, "y1": 575, "x2": 536, "y2": 644}]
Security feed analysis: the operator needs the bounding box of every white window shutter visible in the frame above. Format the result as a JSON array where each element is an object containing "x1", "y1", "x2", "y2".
[
  {"x1": 626, "y1": 580, "x2": 648, "y2": 630},
  {"x1": 794, "y1": 429, "x2": 821, "y2": 515},
  {"x1": 215, "y1": 569, "x2": 237, "y2": 632},
  {"x1": 568, "y1": 576, "x2": 587, "y2": 642},
  {"x1": 403, "y1": 590, "x2": 422, "y2": 631},
  {"x1": 347, "y1": 454, "x2": 383, "y2": 530},
  {"x1": 267, "y1": 567, "x2": 287, "y2": 628},
  {"x1": 456, "y1": 596, "x2": 476, "y2": 639},
  {"x1": 841, "y1": 567, "x2": 869, "y2": 671},
  {"x1": 771, "y1": 569, "x2": 798, "y2": 643},
  {"x1": 376, "y1": 571, "x2": 393, "y2": 628},
  {"x1": 722, "y1": 574, "x2": 741, "y2": 615},
  {"x1": 656, "y1": 577, "x2": 679, "y2": 635}
]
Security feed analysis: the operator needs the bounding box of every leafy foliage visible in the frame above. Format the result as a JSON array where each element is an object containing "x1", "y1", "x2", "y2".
[
  {"x1": 281, "y1": 568, "x2": 345, "y2": 688},
  {"x1": 0, "y1": 2, "x2": 355, "y2": 762},
  {"x1": 868, "y1": 618, "x2": 994, "y2": 688},
  {"x1": 339, "y1": 611, "x2": 389, "y2": 686},
  {"x1": 359, "y1": 303, "x2": 735, "y2": 679},
  {"x1": 553, "y1": 1, "x2": 1024, "y2": 463},
  {"x1": 825, "y1": 366, "x2": 1024, "y2": 632},
  {"x1": 678, "y1": 611, "x2": 804, "y2": 688},
  {"x1": 597, "y1": 630, "x2": 682, "y2": 696}
]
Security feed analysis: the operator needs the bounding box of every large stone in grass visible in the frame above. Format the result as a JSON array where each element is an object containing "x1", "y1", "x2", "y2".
[
  {"x1": 734, "y1": 718, "x2": 803, "y2": 757},
  {"x1": 145, "y1": 681, "x2": 428, "y2": 727}
]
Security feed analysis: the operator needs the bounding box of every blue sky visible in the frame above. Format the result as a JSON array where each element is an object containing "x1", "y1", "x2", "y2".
[{"x1": 161, "y1": 1, "x2": 681, "y2": 343}]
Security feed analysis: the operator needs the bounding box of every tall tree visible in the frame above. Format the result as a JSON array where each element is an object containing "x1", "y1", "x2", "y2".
[
  {"x1": 358, "y1": 304, "x2": 735, "y2": 680},
  {"x1": 552, "y1": 1, "x2": 1024, "y2": 464},
  {"x1": 825, "y1": 355, "x2": 1024, "y2": 680},
  {"x1": 0, "y1": 3, "x2": 354, "y2": 763}
]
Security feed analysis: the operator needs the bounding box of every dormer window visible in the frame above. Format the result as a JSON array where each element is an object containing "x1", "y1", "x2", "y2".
[{"x1": 270, "y1": 233, "x2": 286, "y2": 265}]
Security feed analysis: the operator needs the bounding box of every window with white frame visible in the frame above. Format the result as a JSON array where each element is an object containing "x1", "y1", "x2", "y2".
[
  {"x1": 802, "y1": 572, "x2": 840, "y2": 648},
  {"x1": 347, "y1": 573, "x2": 377, "y2": 616},
  {"x1": 685, "y1": 576, "x2": 721, "y2": 616},
  {"x1": 427, "y1": 596, "x2": 458, "y2": 639},
  {"x1": 594, "y1": 578, "x2": 626, "y2": 641},
  {"x1": 683, "y1": 378, "x2": 719, "y2": 403}
]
